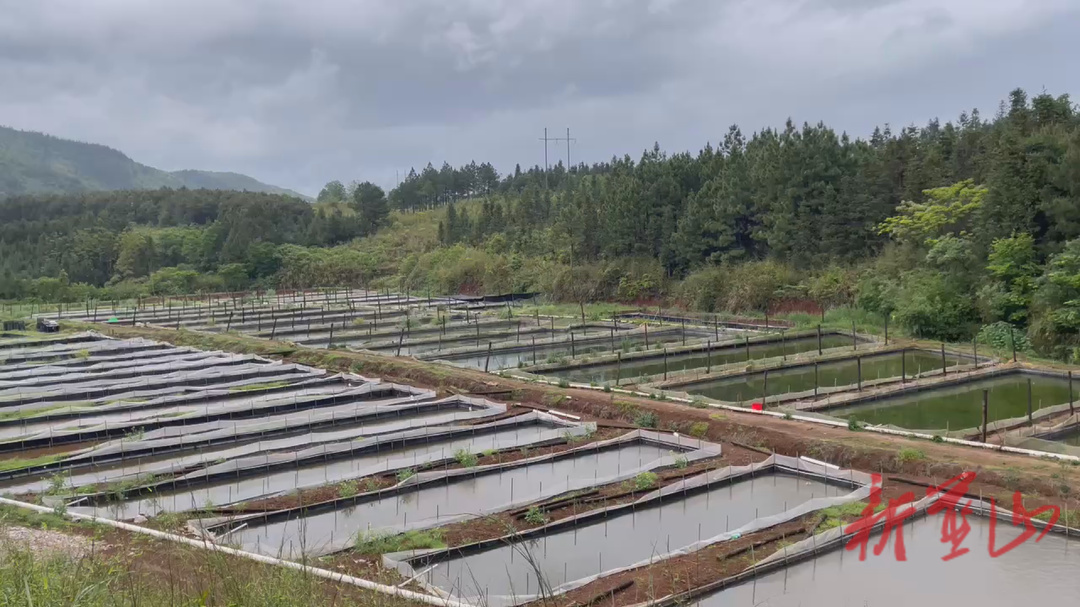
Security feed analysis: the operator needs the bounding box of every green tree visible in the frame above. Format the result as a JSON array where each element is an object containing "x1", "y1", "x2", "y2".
[
  {"x1": 317, "y1": 180, "x2": 347, "y2": 203},
  {"x1": 352, "y1": 181, "x2": 389, "y2": 235}
]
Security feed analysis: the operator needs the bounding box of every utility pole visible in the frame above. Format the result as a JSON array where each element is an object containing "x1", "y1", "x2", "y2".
[{"x1": 539, "y1": 127, "x2": 576, "y2": 189}]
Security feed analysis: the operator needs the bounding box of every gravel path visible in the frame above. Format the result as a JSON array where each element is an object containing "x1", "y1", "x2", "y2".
[{"x1": 1, "y1": 525, "x2": 97, "y2": 558}]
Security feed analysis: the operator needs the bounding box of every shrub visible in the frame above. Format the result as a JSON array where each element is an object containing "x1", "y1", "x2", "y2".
[
  {"x1": 633, "y1": 472, "x2": 659, "y2": 491},
  {"x1": 688, "y1": 422, "x2": 710, "y2": 438},
  {"x1": 354, "y1": 529, "x2": 445, "y2": 555},
  {"x1": 977, "y1": 321, "x2": 1032, "y2": 353},
  {"x1": 396, "y1": 468, "x2": 416, "y2": 483},
  {"x1": 634, "y1": 411, "x2": 659, "y2": 429}
]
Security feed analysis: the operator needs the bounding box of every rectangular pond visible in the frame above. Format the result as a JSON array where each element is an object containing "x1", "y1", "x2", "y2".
[
  {"x1": 694, "y1": 514, "x2": 1080, "y2": 606},
  {"x1": 82, "y1": 418, "x2": 570, "y2": 519},
  {"x1": 829, "y1": 372, "x2": 1074, "y2": 431},
  {"x1": 681, "y1": 349, "x2": 962, "y2": 403},
  {"x1": 545, "y1": 334, "x2": 856, "y2": 384},
  {"x1": 436, "y1": 332, "x2": 697, "y2": 372},
  {"x1": 228, "y1": 439, "x2": 680, "y2": 558},
  {"x1": 420, "y1": 472, "x2": 848, "y2": 603}
]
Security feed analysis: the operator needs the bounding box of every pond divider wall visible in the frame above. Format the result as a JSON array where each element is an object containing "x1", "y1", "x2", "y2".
[{"x1": 388, "y1": 454, "x2": 871, "y2": 607}]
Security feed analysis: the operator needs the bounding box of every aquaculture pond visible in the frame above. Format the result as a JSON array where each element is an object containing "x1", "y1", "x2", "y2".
[
  {"x1": 227, "y1": 439, "x2": 677, "y2": 558},
  {"x1": 420, "y1": 473, "x2": 849, "y2": 603},
  {"x1": 436, "y1": 331, "x2": 697, "y2": 372},
  {"x1": 681, "y1": 349, "x2": 962, "y2": 403},
  {"x1": 830, "y1": 372, "x2": 1074, "y2": 431},
  {"x1": 545, "y1": 334, "x2": 856, "y2": 384},
  {"x1": 79, "y1": 418, "x2": 569, "y2": 519},
  {"x1": 693, "y1": 515, "x2": 1080, "y2": 606}
]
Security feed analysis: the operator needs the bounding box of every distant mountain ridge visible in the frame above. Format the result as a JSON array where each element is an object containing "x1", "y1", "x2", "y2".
[{"x1": 0, "y1": 125, "x2": 309, "y2": 199}]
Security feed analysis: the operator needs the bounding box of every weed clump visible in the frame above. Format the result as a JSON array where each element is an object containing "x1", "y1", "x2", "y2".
[
  {"x1": 896, "y1": 447, "x2": 925, "y2": 464},
  {"x1": 524, "y1": 506, "x2": 550, "y2": 526},
  {"x1": 354, "y1": 529, "x2": 446, "y2": 555},
  {"x1": 688, "y1": 422, "x2": 710, "y2": 438},
  {"x1": 454, "y1": 449, "x2": 479, "y2": 468}
]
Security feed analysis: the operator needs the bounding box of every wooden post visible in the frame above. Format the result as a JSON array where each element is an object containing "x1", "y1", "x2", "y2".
[
  {"x1": 663, "y1": 347, "x2": 669, "y2": 380},
  {"x1": 506, "y1": 301, "x2": 512, "y2": 319},
  {"x1": 475, "y1": 322, "x2": 480, "y2": 347},
  {"x1": 484, "y1": 342, "x2": 493, "y2": 373},
  {"x1": 1010, "y1": 326, "x2": 1017, "y2": 362},
  {"x1": 681, "y1": 318, "x2": 686, "y2": 346},
  {"x1": 570, "y1": 331, "x2": 576, "y2": 358},
  {"x1": 610, "y1": 327, "x2": 615, "y2": 351},
  {"x1": 817, "y1": 325, "x2": 822, "y2": 355},
  {"x1": 973, "y1": 339, "x2": 978, "y2": 370},
  {"x1": 762, "y1": 369, "x2": 768, "y2": 406},
  {"x1": 532, "y1": 336, "x2": 537, "y2": 365},
  {"x1": 781, "y1": 330, "x2": 787, "y2": 360},
  {"x1": 644, "y1": 323, "x2": 649, "y2": 348},
  {"x1": 884, "y1": 316, "x2": 888, "y2": 346},
  {"x1": 941, "y1": 343, "x2": 947, "y2": 377},
  {"x1": 852, "y1": 322, "x2": 857, "y2": 351},
  {"x1": 396, "y1": 327, "x2": 405, "y2": 356},
  {"x1": 1070, "y1": 370, "x2": 1074, "y2": 416},
  {"x1": 982, "y1": 389, "x2": 989, "y2": 442},
  {"x1": 1027, "y1": 377, "x2": 1033, "y2": 423},
  {"x1": 706, "y1": 340, "x2": 712, "y2": 374},
  {"x1": 226, "y1": 311, "x2": 233, "y2": 332},
  {"x1": 270, "y1": 318, "x2": 277, "y2": 341},
  {"x1": 328, "y1": 323, "x2": 335, "y2": 349},
  {"x1": 714, "y1": 318, "x2": 719, "y2": 340},
  {"x1": 765, "y1": 312, "x2": 769, "y2": 330},
  {"x1": 901, "y1": 349, "x2": 906, "y2": 383},
  {"x1": 857, "y1": 355, "x2": 862, "y2": 391},
  {"x1": 616, "y1": 351, "x2": 622, "y2": 383},
  {"x1": 580, "y1": 301, "x2": 586, "y2": 326},
  {"x1": 814, "y1": 361, "x2": 819, "y2": 396},
  {"x1": 745, "y1": 336, "x2": 751, "y2": 361}
]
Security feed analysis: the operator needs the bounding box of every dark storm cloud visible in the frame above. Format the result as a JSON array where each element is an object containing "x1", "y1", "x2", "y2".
[{"x1": 1, "y1": 0, "x2": 1078, "y2": 195}]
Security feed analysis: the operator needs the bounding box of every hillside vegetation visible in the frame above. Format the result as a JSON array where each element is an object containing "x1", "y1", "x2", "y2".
[
  {"x1": 4, "y1": 88, "x2": 1080, "y2": 361},
  {"x1": 0, "y1": 125, "x2": 307, "y2": 198}
]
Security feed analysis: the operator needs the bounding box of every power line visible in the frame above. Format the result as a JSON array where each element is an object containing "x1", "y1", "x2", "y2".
[{"x1": 539, "y1": 127, "x2": 577, "y2": 188}]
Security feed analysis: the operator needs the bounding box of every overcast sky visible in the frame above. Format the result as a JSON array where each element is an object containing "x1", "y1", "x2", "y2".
[{"x1": 2, "y1": 0, "x2": 1079, "y2": 196}]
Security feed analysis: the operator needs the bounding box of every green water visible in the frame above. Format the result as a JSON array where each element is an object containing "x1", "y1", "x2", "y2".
[
  {"x1": 686, "y1": 350, "x2": 959, "y2": 403},
  {"x1": 831, "y1": 373, "x2": 1073, "y2": 431},
  {"x1": 548, "y1": 334, "x2": 855, "y2": 383}
]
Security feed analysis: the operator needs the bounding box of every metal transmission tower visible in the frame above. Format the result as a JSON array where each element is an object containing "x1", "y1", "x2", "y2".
[{"x1": 538, "y1": 127, "x2": 576, "y2": 189}]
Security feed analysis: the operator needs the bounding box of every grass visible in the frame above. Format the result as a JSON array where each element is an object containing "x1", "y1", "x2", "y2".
[
  {"x1": 228, "y1": 380, "x2": 293, "y2": 393},
  {"x1": 395, "y1": 468, "x2": 416, "y2": 483},
  {"x1": 353, "y1": 529, "x2": 446, "y2": 555},
  {"x1": 896, "y1": 447, "x2": 926, "y2": 464},
  {"x1": 0, "y1": 532, "x2": 420, "y2": 606},
  {"x1": 0, "y1": 453, "x2": 64, "y2": 473},
  {"x1": 688, "y1": 421, "x2": 710, "y2": 438},
  {"x1": 817, "y1": 501, "x2": 887, "y2": 530}
]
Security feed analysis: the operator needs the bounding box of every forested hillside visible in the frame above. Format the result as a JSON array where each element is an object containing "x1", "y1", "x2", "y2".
[
  {"x1": 4, "y1": 89, "x2": 1080, "y2": 360},
  {"x1": 0, "y1": 125, "x2": 308, "y2": 198}
]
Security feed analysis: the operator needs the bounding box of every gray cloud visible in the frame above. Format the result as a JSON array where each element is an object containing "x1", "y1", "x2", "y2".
[{"x1": 1, "y1": 0, "x2": 1078, "y2": 195}]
